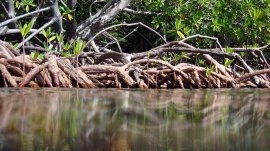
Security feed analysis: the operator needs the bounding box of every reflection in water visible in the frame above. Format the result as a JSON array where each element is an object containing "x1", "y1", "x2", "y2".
[{"x1": 0, "y1": 88, "x2": 269, "y2": 151}]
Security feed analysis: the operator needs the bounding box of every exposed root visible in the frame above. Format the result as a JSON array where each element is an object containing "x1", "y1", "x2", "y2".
[{"x1": 0, "y1": 37, "x2": 269, "y2": 88}]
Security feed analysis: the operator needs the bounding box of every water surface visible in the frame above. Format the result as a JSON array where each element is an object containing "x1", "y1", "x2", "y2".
[{"x1": 0, "y1": 88, "x2": 269, "y2": 151}]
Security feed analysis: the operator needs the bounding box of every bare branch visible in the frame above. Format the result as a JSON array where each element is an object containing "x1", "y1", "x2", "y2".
[
  {"x1": 100, "y1": 27, "x2": 138, "y2": 52},
  {"x1": 102, "y1": 32, "x2": 122, "y2": 52},
  {"x1": 85, "y1": 22, "x2": 167, "y2": 48},
  {"x1": 123, "y1": 8, "x2": 160, "y2": 15},
  {"x1": 180, "y1": 34, "x2": 224, "y2": 52},
  {"x1": 0, "y1": 7, "x2": 51, "y2": 28},
  {"x1": 90, "y1": 41, "x2": 100, "y2": 52},
  {"x1": 3, "y1": 29, "x2": 38, "y2": 35},
  {"x1": 131, "y1": 47, "x2": 235, "y2": 59}
]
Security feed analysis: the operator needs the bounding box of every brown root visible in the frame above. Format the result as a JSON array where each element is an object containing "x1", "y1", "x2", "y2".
[{"x1": 0, "y1": 37, "x2": 269, "y2": 88}]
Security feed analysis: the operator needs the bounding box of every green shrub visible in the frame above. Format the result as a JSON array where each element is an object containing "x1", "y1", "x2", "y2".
[{"x1": 143, "y1": 0, "x2": 270, "y2": 47}]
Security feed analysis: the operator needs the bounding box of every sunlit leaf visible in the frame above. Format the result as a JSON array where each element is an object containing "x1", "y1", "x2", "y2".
[
  {"x1": 25, "y1": 21, "x2": 33, "y2": 36},
  {"x1": 67, "y1": 14, "x2": 73, "y2": 21},
  {"x1": 175, "y1": 19, "x2": 181, "y2": 30},
  {"x1": 29, "y1": 3, "x2": 36, "y2": 7},
  {"x1": 177, "y1": 30, "x2": 185, "y2": 39},
  {"x1": 206, "y1": 65, "x2": 215, "y2": 77},
  {"x1": 56, "y1": 33, "x2": 64, "y2": 43},
  {"x1": 26, "y1": 5, "x2": 29, "y2": 12},
  {"x1": 224, "y1": 58, "x2": 234, "y2": 67},
  {"x1": 183, "y1": 55, "x2": 191, "y2": 60},
  {"x1": 31, "y1": 51, "x2": 40, "y2": 60},
  {"x1": 253, "y1": 9, "x2": 263, "y2": 20},
  {"x1": 48, "y1": 36, "x2": 56, "y2": 42},
  {"x1": 15, "y1": 1, "x2": 19, "y2": 8},
  {"x1": 41, "y1": 29, "x2": 47, "y2": 38},
  {"x1": 73, "y1": 40, "x2": 86, "y2": 55},
  {"x1": 22, "y1": 23, "x2": 28, "y2": 36}
]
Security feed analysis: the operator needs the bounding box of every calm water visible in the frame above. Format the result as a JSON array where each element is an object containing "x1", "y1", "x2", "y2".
[{"x1": 0, "y1": 88, "x2": 269, "y2": 151}]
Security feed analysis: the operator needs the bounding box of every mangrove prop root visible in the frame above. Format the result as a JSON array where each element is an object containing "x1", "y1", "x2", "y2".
[{"x1": 0, "y1": 38, "x2": 270, "y2": 88}]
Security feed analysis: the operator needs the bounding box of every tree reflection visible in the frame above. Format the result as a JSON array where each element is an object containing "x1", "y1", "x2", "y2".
[{"x1": 0, "y1": 88, "x2": 269, "y2": 150}]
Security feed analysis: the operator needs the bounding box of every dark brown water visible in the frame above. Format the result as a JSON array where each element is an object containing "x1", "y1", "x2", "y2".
[{"x1": 0, "y1": 88, "x2": 269, "y2": 151}]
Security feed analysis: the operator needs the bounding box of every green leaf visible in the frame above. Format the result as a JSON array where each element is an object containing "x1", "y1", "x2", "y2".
[
  {"x1": 240, "y1": 52, "x2": 246, "y2": 57},
  {"x1": 177, "y1": 30, "x2": 185, "y2": 39},
  {"x1": 63, "y1": 42, "x2": 72, "y2": 51},
  {"x1": 224, "y1": 58, "x2": 234, "y2": 67},
  {"x1": 162, "y1": 56, "x2": 168, "y2": 61},
  {"x1": 198, "y1": 59, "x2": 205, "y2": 66},
  {"x1": 22, "y1": 23, "x2": 28, "y2": 36},
  {"x1": 19, "y1": 23, "x2": 23, "y2": 35},
  {"x1": 175, "y1": 19, "x2": 181, "y2": 30},
  {"x1": 206, "y1": 65, "x2": 215, "y2": 77},
  {"x1": 173, "y1": 54, "x2": 181, "y2": 62},
  {"x1": 183, "y1": 27, "x2": 191, "y2": 35},
  {"x1": 74, "y1": 42, "x2": 79, "y2": 54},
  {"x1": 73, "y1": 40, "x2": 86, "y2": 55},
  {"x1": 11, "y1": 42, "x2": 19, "y2": 49},
  {"x1": 15, "y1": 1, "x2": 19, "y2": 8},
  {"x1": 167, "y1": 29, "x2": 176, "y2": 34},
  {"x1": 38, "y1": 54, "x2": 45, "y2": 61},
  {"x1": 41, "y1": 29, "x2": 47, "y2": 38},
  {"x1": 225, "y1": 47, "x2": 234, "y2": 54},
  {"x1": 25, "y1": 21, "x2": 33, "y2": 36},
  {"x1": 31, "y1": 51, "x2": 40, "y2": 60},
  {"x1": 29, "y1": 3, "x2": 36, "y2": 7},
  {"x1": 43, "y1": 41, "x2": 48, "y2": 49},
  {"x1": 56, "y1": 33, "x2": 64, "y2": 43},
  {"x1": 48, "y1": 36, "x2": 56, "y2": 42},
  {"x1": 61, "y1": 52, "x2": 72, "y2": 57},
  {"x1": 183, "y1": 55, "x2": 191, "y2": 60},
  {"x1": 67, "y1": 14, "x2": 73, "y2": 21},
  {"x1": 253, "y1": 9, "x2": 263, "y2": 20},
  {"x1": 258, "y1": 26, "x2": 262, "y2": 32},
  {"x1": 26, "y1": 5, "x2": 29, "y2": 12}
]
